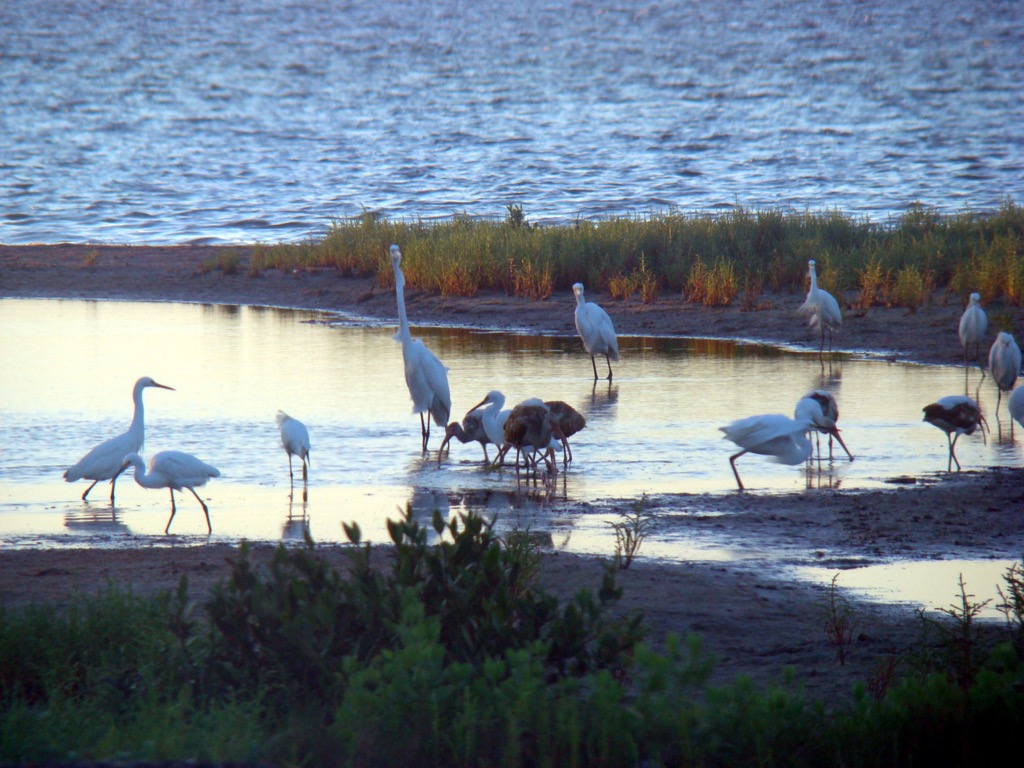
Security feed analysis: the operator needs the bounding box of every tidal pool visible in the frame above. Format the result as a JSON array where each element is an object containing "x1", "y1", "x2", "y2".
[{"x1": 1, "y1": 298, "x2": 1018, "y2": 613}]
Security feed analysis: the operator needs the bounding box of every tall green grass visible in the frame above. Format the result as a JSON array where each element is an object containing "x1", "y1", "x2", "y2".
[{"x1": 252, "y1": 202, "x2": 1024, "y2": 308}]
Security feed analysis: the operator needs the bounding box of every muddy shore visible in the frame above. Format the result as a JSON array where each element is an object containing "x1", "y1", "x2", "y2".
[{"x1": 2, "y1": 243, "x2": 1022, "y2": 701}]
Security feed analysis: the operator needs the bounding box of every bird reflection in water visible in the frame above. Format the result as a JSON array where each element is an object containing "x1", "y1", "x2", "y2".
[{"x1": 282, "y1": 494, "x2": 309, "y2": 542}]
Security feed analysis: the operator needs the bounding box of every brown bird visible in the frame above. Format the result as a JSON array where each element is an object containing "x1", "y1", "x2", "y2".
[
  {"x1": 922, "y1": 395, "x2": 987, "y2": 472},
  {"x1": 543, "y1": 400, "x2": 586, "y2": 465},
  {"x1": 437, "y1": 410, "x2": 492, "y2": 465},
  {"x1": 502, "y1": 399, "x2": 565, "y2": 474}
]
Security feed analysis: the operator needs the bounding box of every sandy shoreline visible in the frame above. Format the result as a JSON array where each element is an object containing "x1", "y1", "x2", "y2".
[{"x1": 2, "y1": 243, "x2": 1022, "y2": 701}]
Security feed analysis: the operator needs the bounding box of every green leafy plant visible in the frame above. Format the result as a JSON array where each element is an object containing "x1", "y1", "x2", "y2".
[{"x1": 609, "y1": 495, "x2": 654, "y2": 570}]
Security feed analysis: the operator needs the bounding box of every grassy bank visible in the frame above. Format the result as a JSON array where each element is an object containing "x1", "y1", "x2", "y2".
[
  {"x1": 249, "y1": 203, "x2": 1024, "y2": 309},
  {"x1": 2, "y1": 510, "x2": 1023, "y2": 766}
]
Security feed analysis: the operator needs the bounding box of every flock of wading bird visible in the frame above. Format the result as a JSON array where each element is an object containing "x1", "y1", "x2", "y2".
[{"x1": 62, "y1": 248, "x2": 1024, "y2": 532}]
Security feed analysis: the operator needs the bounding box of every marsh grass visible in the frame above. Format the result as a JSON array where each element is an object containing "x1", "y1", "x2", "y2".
[
  {"x1": 253, "y1": 203, "x2": 1024, "y2": 310},
  {"x1": 821, "y1": 573, "x2": 857, "y2": 666}
]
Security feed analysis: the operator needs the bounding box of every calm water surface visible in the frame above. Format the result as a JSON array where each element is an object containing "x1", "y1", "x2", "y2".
[
  {"x1": 1, "y1": 298, "x2": 1018, "y2": 612},
  {"x1": 1, "y1": 0, "x2": 1021, "y2": 244}
]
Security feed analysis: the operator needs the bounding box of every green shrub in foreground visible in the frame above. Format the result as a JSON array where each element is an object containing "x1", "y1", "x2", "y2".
[{"x1": 1, "y1": 520, "x2": 1024, "y2": 765}]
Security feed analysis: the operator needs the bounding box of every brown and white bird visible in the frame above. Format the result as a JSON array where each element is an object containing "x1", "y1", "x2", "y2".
[
  {"x1": 502, "y1": 399, "x2": 565, "y2": 474},
  {"x1": 543, "y1": 400, "x2": 586, "y2": 465},
  {"x1": 922, "y1": 395, "x2": 987, "y2": 472},
  {"x1": 793, "y1": 390, "x2": 853, "y2": 462},
  {"x1": 438, "y1": 410, "x2": 492, "y2": 465}
]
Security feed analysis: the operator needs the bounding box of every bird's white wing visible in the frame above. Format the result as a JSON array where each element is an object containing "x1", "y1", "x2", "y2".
[
  {"x1": 405, "y1": 339, "x2": 451, "y2": 425},
  {"x1": 65, "y1": 430, "x2": 138, "y2": 481},
  {"x1": 720, "y1": 414, "x2": 805, "y2": 450},
  {"x1": 152, "y1": 450, "x2": 221, "y2": 487}
]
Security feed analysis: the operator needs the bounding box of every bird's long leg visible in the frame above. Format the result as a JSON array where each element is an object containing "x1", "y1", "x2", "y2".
[
  {"x1": 302, "y1": 459, "x2": 307, "y2": 485},
  {"x1": 81, "y1": 479, "x2": 99, "y2": 501},
  {"x1": 947, "y1": 434, "x2": 962, "y2": 472},
  {"x1": 108, "y1": 476, "x2": 118, "y2": 504},
  {"x1": 728, "y1": 450, "x2": 748, "y2": 491},
  {"x1": 590, "y1": 355, "x2": 599, "y2": 381},
  {"x1": 830, "y1": 428, "x2": 854, "y2": 461},
  {"x1": 996, "y1": 390, "x2": 1004, "y2": 421},
  {"x1": 288, "y1": 454, "x2": 294, "y2": 484},
  {"x1": 165, "y1": 491, "x2": 178, "y2": 534},
  {"x1": 187, "y1": 487, "x2": 213, "y2": 533},
  {"x1": 819, "y1": 326, "x2": 826, "y2": 370},
  {"x1": 420, "y1": 412, "x2": 429, "y2": 453},
  {"x1": 481, "y1": 444, "x2": 489, "y2": 463},
  {"x1": 606, "y1": 355, "x2": 614, "y2": 381}
]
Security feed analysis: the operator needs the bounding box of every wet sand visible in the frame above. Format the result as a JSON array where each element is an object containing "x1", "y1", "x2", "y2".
[{"x1": 2, "y1": 243, "x2": 1021, "y2": 701}]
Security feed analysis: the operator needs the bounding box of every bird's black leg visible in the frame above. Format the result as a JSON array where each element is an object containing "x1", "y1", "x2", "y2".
[
  {"x1": 591, "y1": 355, "x2": 599, "y2": 381},
  {"x1": 302, "y1": 460, "x2": 307, "y2": 485},
  {"x1": 109, "y1": 477, "x2": 117, "y2": 504},
  {"x1": 188, "y1": 487, "x2": 212, "y2": 534},
  {"x1": 165, "y1": 491, "x2": 177, "y2": 534},
  {"x1": 82, "y1": 479, "x2": 99, "y2": 501},
  {"x1": 729, "y1": 451, "x2": 747, "y2": 491},
  {"x1": 420, "y1": 412, "x2": 429, "y2": 452},
  {"x1": 288, "y1": 454, "x2": 294, "y2": 484},
  {"x1": 606, "y1": 355, "x2": 614, "y2": 381}
]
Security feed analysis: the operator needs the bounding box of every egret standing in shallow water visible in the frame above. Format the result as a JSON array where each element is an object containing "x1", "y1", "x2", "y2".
[
  {"x1": 959, "y1": 293, "x2": 988, "y2": 372},
  {"x1": 276, "y1": 411, "x2": 310, "y2": 486},
  {"x1": 988, "y1": 331, "x2": 1021, "y2": 419},
  {"x1": 468, "y1": 390, "x2": 512, "y2": 463},
  {"x1": 799, "y1": 259, "x2": 842, "y2": 369},
  {"x1": 391, "y1": 244, "x2": 451, "y2": 451},
  {"x1": 114, "y1": 451, "x2": 220, "y2": 534},
  {"x1": 573, "y1": 282, "x2": 619, "y2": 380},
  {"x1": 64, "y1": 376, "x2": 174, "y2": 503},
  {"x1": 922, "y1": 396, "x2": 987, "y2": 472},
  {"x1": 720, "y1": 414, "x2": 813, "y2": 491}
]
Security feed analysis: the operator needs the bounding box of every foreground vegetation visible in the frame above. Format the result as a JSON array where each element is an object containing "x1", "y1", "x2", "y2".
[
  {"x1": 247, "y1": 203, "x2": 1024, "y2": 309},
  {"x1": 2, "y1": 510, "x2": 1023, "y2": 766}
]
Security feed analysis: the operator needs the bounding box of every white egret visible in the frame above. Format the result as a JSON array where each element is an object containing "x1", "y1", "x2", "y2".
[
  {"x1": 573, "y1": 282, "x2": 619, "y2": 380},
  {"x1": 922, "y1": 396, "x2": 986, "y2": 472},
  {"x1": 794, "y1": 390, "x2": 853, "y2": 462},
  {"x1": 1009, "y1": 387, "x2": 1024, "y2": 432},
  {"x1": 275, "y1": 411, "x2": 310, "y2": 485},
  {"x1": 988, "y1": 331, "x2": 1021, "y2": 418},
  {"x1": 391, "y1": 244, "x2": 452, "y2": 451},
  {"x1": 115, "y1": 451, "x2": 220, "y2": 534},
  {"x1": 720, "y1": 414, "x2": 814, "y2": 491},
  {"x1": 64, "y1": 376, "x2": 175, "y2": 502},
  {"x1": 799, "y1": 259, "x2": 842, "y2": 367},
  {"x1": 958, "y1": 293, "x2": 988, "y2": 369},
  {"x1": 438, "y1": 410, "x2": 492, "y2": 465}
]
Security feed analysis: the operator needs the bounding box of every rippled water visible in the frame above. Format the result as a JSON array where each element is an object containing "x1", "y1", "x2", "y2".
[{"x1": 1, "y1": 0, "x2": 1021, "y2": 244}]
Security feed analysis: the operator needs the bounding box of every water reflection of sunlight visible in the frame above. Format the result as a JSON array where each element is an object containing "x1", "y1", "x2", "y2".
[{"x1": 2, "y1": 297, "x2": 1023, "y2": 559}]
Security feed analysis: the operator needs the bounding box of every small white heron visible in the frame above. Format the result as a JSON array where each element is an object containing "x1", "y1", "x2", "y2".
[
  {"x1": 794, "y1": 390, "x2": 853, "y2": 462},
  {"x1": 115, "y1": 450, "x2": 220, "y2": 534},
  {"x1": 64, "y1": 376, "x2": 174, "y2": 503},
  {"x1": 391, "y1": 244, "x2": 451, "y2": 451},
  {"x1": 720, "y1": 413, "x2": 814, "y2": 490},
  {"x1": 799, "y1": 259, "x2": 842, "y2": 368},
  {"x1": 958, "y1": 292, "x2": 988, "y2": 369},
  {"x1": 1009, "y1": 387, "x2": 1024, "y2": 434},
  {"x1": 573, "y1": 282, "x2": 620, "y2": 380},
  {"x1": 276, "y1": 411, "x2": 310, "y2": 485},
  {"x1": 922, "y1": 396, "x2": 987, "y2": 472},
  {"x1": 988, "y1": 331, "x2": 1022, "y2": 418}
]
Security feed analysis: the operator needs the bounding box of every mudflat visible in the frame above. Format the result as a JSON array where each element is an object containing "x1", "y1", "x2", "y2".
[{"x1": 2, "y1": 243, "x2": 1021, "y2": 702}]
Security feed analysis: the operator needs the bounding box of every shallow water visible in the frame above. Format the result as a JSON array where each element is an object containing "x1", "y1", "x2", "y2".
[
  {"x1": 1, "y1": 0, "x2": 1021, "y2": 244},
  {"x1": 1, "y1": 298, "x2": 1019, "y2": 612}
]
